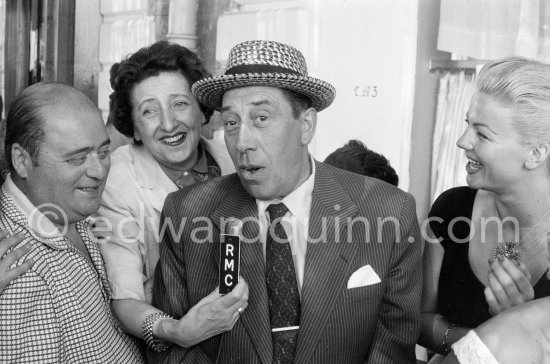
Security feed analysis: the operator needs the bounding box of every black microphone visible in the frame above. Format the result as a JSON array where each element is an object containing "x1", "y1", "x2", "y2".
[{"x1": 219, "y1": 218, "x2": 242, "y2": 294}]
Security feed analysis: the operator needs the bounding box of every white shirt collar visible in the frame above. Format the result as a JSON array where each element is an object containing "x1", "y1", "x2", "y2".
[{"x1": 256, "y1": 156, "x2": 315, "y2": 220}]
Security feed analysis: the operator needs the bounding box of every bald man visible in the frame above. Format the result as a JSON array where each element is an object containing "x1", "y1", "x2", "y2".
[{"x1": 0, "y1": 83, "x2": 143, "y2": 363}]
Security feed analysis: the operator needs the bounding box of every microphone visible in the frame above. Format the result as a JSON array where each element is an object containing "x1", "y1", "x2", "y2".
[{"x1": 219, "y1": 218, "x2": 242, "y2": 294}]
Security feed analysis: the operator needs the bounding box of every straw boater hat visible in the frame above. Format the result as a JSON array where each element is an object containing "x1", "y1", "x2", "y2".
[{"x1": 192, "y1": 40, "x2": 336, "y2": 112}]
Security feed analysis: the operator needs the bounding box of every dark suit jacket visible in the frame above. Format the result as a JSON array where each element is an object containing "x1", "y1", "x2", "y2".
[{"x1": 149, "y1": 161, "x2": 422, "y2": 364}]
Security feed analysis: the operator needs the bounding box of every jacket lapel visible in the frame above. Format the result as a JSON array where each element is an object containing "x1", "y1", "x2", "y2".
[
  {"x1": 295, "y1": 162, "x2": 359, "y2": 362},
  {"x1": 211, "y1": 180, "x2": 273, "y2": 364},
  {"x1": 131, "y1": 144, "x2": 177, "y2": 213}
]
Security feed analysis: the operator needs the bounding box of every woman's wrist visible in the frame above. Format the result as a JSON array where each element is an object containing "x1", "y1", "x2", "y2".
[
  {"x1": 442, "y1": 323, "x2": 456, "y2": 354},
  {"x1": 442, "y1": 324, "x2": 470, "y2": 355},
  {"x1": 431, "y1": 315, "x2": 469, "y2": 355},
  {"x1": 143, "y1": 312, "x2": 173, "y2": 352},
  {"x1": 155, "y1": 315, "x2": 196, "y2": 348}
]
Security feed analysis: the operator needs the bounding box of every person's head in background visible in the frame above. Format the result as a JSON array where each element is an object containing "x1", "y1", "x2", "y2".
[
  {"x1": 109, "y1": 40, "x2": 213, "y2": 176},
  {"x1": 5, "y1": 82, "x2": 110, "y2": 225},
  {"x1": 324, "y1": 139, "x2": 399, "y2": 186}
]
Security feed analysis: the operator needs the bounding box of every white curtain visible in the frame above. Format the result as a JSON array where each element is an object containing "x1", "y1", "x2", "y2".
[
  {"x1": 431, "y1": 0, "x2": 550, "y2": 203},
  {"x1": 431, "y1": 72, "x2": 477, "y2": 203},
  {"x1": 438, "y1": 0, "x2": 550, "y2": 62}
]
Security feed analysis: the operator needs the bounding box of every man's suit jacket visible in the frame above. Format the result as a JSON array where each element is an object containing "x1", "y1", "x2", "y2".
[{"x1": 150, "y1": 161, "x2": 422, "y2": 364}]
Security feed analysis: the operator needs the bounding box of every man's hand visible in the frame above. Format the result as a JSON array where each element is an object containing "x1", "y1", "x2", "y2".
[
  {"x1": 0, "y1": 232, "x2": 32, "y2": 294},
  {"x1": 168, "y1": 278, "x2": 249, "y2": 348},
  {"x1": 485, "y1": 257, "x2": 534, "y2": 316}
]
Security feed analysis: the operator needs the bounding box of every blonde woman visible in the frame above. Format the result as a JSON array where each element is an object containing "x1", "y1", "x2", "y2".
[{"x1": 420, "y1": 57, "x2": 550, "y2": 361}]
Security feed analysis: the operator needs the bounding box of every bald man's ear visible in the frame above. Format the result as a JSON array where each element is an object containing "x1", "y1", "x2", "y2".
[{"x1": 11, "y1": 143, "x2": 33, "y2": 179}]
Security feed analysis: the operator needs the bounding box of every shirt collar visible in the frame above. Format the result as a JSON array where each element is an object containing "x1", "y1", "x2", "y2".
[
  {"x1": 191, "y1": 141, "x2": 208, "y2": 174},
  {"x1": 256, "y1": 155, "x2": 315, "y2": 220},
  {"x1": 133, "y1": 139, "x2": 209, "y2": 188},
  {"x1": 4, "y1": 174, "x2": 65, "y2": 238}
]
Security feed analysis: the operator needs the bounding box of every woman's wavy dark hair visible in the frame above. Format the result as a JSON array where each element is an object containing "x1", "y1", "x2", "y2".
[{"x1": 109, "y1": 41, "x2": 213, "y2": 143}]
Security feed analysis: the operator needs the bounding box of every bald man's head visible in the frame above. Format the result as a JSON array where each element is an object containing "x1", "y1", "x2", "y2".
[{"x1": 4, "y1": 82, "x2": 103, "y2": 171}]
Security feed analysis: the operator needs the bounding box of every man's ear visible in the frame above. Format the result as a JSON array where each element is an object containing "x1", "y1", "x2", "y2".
[
  {"x1": 300, "y1": 107, "x2": 317, "y2": 145},
  {"x1": 526, "y1": 143, "x2": 550, "y2": 170},
  {"x1": 11, "y1": 143, "x2": 33, "y2": 179}
]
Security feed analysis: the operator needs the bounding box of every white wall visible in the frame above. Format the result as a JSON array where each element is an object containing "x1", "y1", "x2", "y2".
[{"x1": 216, "y1": 0, "x2": 418, "y2": 190}]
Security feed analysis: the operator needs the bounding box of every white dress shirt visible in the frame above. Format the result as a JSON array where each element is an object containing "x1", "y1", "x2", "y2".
[{"x1": 256, "y1": 157, "x2": 315, "y2": 295}]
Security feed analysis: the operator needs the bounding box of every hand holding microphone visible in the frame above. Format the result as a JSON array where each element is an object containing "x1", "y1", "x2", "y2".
[
  {"x1": 170, "y1": 279, "x2": 247, "y2": 347},
  {"x1": 163, "y1": 218, "x2": 249, "y2": 348}
]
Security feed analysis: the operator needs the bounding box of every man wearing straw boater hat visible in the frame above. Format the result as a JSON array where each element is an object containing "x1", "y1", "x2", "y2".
[{"x1": 151, "y1": 40, "x2": 422, "y2": 363}]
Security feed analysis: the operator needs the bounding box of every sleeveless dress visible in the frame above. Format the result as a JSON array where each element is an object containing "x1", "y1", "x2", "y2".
[{"x1": 428, "y1": 186, "x2": 550, "y2": 328}]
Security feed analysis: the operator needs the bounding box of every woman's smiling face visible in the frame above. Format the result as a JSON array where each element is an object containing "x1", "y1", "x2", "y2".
[
  {"x1": 131, "y1": 71, "x2": 205, "y2": 170},
  {"x1": 457, "y1": 92, "x2": 531, "y2": 192}
]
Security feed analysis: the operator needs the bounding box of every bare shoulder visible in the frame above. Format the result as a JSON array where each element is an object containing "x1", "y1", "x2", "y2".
[{"x1": 476, "y1": 299, "x2": 550, "y2": 364}]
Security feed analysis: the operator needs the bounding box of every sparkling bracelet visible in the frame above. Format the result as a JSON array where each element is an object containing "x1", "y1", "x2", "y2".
[
  {"x1": 442, "y1": 323, "x2": 456, "y2": 354},
  {"x1": 142, "y1": 312, "x2": 172, "y2": 352}
]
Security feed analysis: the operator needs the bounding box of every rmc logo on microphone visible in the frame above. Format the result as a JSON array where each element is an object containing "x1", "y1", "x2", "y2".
[{"x1": 219, "y1": 219, "x2": 242, "y2": 294}]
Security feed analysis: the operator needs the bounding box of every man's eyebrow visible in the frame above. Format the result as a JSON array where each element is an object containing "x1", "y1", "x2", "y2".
[
  {"x1": 62, "y1": 138, "x2": 111, "y2": 158},
  {"x1": 250, "y1": 99, "x2": 273, "y2": 107},
  {"x1": 220, "y1": 99, "x2": 274, "y2": 112},
  {"x1": 100, "y1": 138, "x2": 111, "y2": 148},
  {"x1": 62, "y1": 147, "x2": 93, "y2": 158}
]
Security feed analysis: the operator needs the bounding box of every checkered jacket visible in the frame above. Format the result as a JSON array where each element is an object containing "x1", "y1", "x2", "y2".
[{"x1": 0, "y1": 184, "x2": 144, "y2": 363}]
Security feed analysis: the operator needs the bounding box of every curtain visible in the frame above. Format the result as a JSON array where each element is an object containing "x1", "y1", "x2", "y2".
[
  {"x1": 438, "y1": 0, "x2": 550, "y2": 62},
  {"x1": 431, "y1": 0, "x2": 550, "y2": 203},
  {"x1": 431, "y1": 71, "x2": 477, "y2": 203}
]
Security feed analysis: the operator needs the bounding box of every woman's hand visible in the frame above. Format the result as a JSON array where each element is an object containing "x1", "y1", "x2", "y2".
[
  {"x1": 0, "y1": 232, "x2": 32, "y2": 294},
  {"x1": 484, "y1": 257, "x2": 534, "y2": 316},
  {"x1": 169, "y1": 278, "x2": 249, "y2": 348}
]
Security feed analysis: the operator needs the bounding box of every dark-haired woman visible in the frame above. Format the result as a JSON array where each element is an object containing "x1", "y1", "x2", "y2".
[{"x1": 95, "y1": 41, "x2": 248, "y2": 352}]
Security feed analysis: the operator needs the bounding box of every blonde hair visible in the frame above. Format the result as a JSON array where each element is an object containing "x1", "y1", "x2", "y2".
[{"x1": 477, "y1": 57, "x2": 550, "y2": 147}]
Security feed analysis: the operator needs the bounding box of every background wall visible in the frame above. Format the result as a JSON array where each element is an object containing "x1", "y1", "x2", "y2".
[
  {"x1": 69, "y1": 0, "x2": 443, "y2": 220},
  {"x1": 216, "y1": 0, "x2": 419, "y2": 191},
  {"x1": 410, "y1": 0, "x2": 448, "y2": 220},
  {"x1": 74, "y1": 0, "x2": 101, "y2": 105}
]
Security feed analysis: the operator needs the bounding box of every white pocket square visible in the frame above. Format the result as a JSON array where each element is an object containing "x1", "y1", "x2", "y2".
[{"x1": 347, "y1": 265, "x2": 381, "y2": 289}]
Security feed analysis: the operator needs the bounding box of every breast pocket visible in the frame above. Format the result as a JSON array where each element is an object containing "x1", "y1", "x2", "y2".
[{"x1": 343, "y1": 281, "x2": 384, "y2": 304}]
